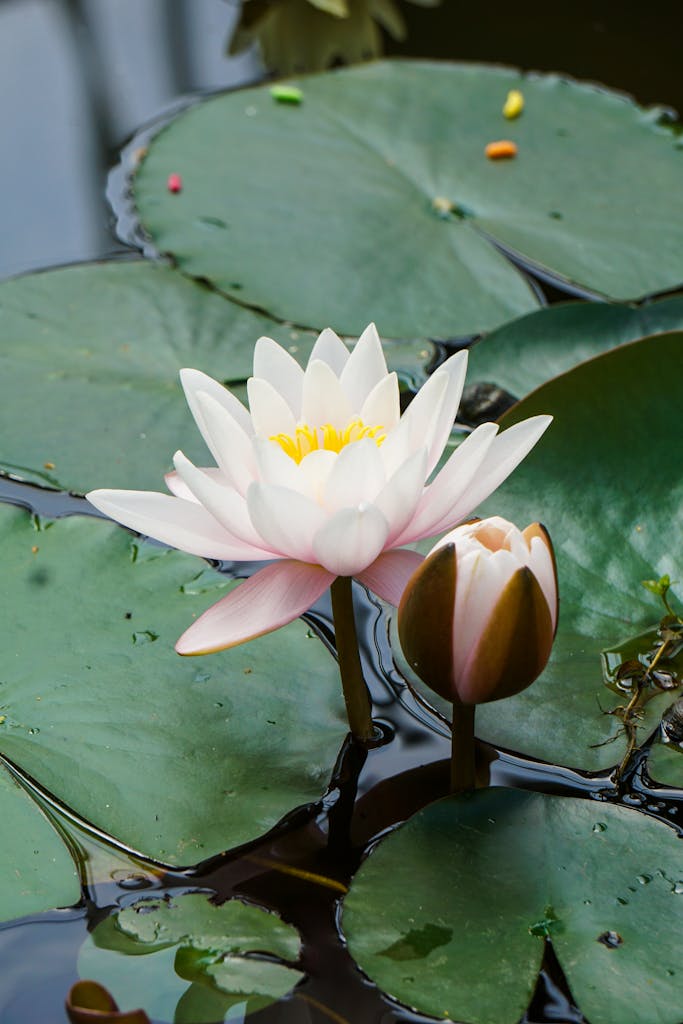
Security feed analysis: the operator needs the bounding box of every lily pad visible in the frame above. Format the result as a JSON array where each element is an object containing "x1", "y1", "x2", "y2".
[
  {"x1": 400, "y1": 333, "x2": 683, "y2": 771},
  {"x1": 467, "y1": 296, "x2": 683, "y2": 401},
  {"x1": 0, "y1": 760, "x2": 80, "y2": 924},
  {"x1": 343, "y1": 788, "x2": 683, "y2": 1024},
  {"x1": 0, "y1": 260, "x2": 435, "y2": 494},
  {"x1": 0, "y1": 505, "x2": 347, "y2": 863},
  {"x1": 134, "y1": 61, "x2": 683, "y2": 338},
  {"x1": 80, "y1": 892, "x2": 302, "y2": 1023}
]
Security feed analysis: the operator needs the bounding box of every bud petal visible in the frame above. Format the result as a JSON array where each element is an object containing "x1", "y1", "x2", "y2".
[{"x1": 397, "y1": 516, "x2": 557, "y2": 706}]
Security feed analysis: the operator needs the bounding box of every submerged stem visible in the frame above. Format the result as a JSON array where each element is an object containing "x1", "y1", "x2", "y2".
[
  {"x1": 451, "y1": 703, "x2": 476, "y2": 794},
  {"x1": 330, "y1": 576, "x2": 374, "y2": 742}
]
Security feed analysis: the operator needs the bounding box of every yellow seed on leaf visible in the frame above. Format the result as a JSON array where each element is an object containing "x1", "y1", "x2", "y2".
[{"x1": 503, "y1": 89, "x2": 524, "y2": 119}]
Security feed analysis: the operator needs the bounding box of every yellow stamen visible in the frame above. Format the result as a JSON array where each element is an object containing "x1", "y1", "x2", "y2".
[{"x1": 270, "y1": 418, "x2": 386, "y2": 464}]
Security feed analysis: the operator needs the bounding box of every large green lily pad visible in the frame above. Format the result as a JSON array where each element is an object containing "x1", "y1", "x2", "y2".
[
  {"x1": 343, "y1": 788, "x2": 683, "y2": 1024},
  {"x1": 0, "y1": 260, "x2": 434, "y2": 494},
  {"x1": 0, "y1": 761, "x2": 80, "y2": 924},
  {"x1": 0, "y1": 506, "x2": 347, "y2": 863},
  {"x1": 79, "y1": 892, "x2": 302, "y2": 1022},
  {"x1": 468, "y1": 296, "x2": 683, "y2": 401},
  {"x1": 400, "y1": 333, "x2": 683, "y2": 772},
  {"x1": 134, "y1": 61, "x2": 683, "y2": 338}
]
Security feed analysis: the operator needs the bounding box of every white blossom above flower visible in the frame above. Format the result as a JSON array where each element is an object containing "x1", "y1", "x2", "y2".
[{"x1": 87, "y1": 325, "x2": 551, "y2": 655}]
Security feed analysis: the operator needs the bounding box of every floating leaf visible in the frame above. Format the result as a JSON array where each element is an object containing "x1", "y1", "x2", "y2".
[
  {"x1": 467, "y1": 296, "x2": 683, "y2": 404},
  {"x1": 135, "y1": 61, "x2": 683, "y2": 338},
  {"x1": 0, "y1": 760, "x2": 79, "y2": 924},
  {"x1": 0, "y1": 260, "x2": 435, "y2": 493},
  {"x1": 401, "y1": 334, "x2": 683, "y2": 771},
  {"x1": 79, "y1": 892, "x2": 302, "y2": 1023},
  {"x1": 343, "y1": 788, "x2": 683, "y2": 1024},
  {"x1": 0, "y1": 506, "x2": 347, "y2": 863}
]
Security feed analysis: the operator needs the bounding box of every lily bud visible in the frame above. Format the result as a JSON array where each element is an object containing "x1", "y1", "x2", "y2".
[{"x1": 398, "y1": 516, "x2": 558, "y2": 705}]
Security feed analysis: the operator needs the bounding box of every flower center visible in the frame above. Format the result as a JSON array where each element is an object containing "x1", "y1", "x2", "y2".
[{"x1": 270, "y1": 418, "x2": 386, "y2": 464}]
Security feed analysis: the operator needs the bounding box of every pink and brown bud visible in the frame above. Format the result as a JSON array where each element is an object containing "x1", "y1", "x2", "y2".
[{"x1": 397, "y1": 516, "x2": 558, "y2": 705}]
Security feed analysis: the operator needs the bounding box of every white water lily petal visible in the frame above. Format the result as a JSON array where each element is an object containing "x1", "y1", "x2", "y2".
[
  {"x1": 452, "y1": 547, "x2": 519, "y2": 684},
  {"x1": 423, "y1": 350, "x2": 469, "y2": 475},
  {"x1": 247, "y1": 376, "x2": 297, "y2": 439},
  {"x1": 298, "y1": 449, "x2": 338, "y2": 502},
  {"x1": 323, "y1": 439, "x2": 386, "y2": 512},
  {"x1": 176, "y1": 560, "x2": 335, "y2": 654},
  {"x1": 528, "y1": 534, "x2": 558, "y2": 631},
  {"x1": 247, "y1": 482, "x2": 327, "y2": 562},
  {"x1": 195, "y1": 390, "x2": 257, "y2": 495},
  {"x1": 309, "y1": 327, "x2": 349, "y2": 374},
  {"x1": 356, "y1": 548, "x2": 424, "y2": 607},
  {"x1": 180, "y1": 368, "x2": 253, "y2": 443},
  {"x1": 165, "y1": 468, "x2": 225, "y2": 502},
  {"x1": 360, "y1": 372, "x2": 401, "y2": 434},
  {"x1": 392, "y1": 423, "x2": 499, "y2": 545},
  {"x1": 252, "y1": 438, "x2": 302, "y2": 492},
  {"x1": 340, "y1": 322, "x2": 388, "y2": 408},
  {"x1": 86, "y1": 489, "x2": 268, "y2": 561},
  {"x1": 375, "y1": 447, "x2": 429, "y2": 544},
  {"x1": 302, "y1": 359, "x2": 354, "y2": 429},
  {"x1": 253, "y1": 336, "x2": 304, "y2": 415},
  {"x1": 425, "y1": 415, "x2": 553, "y2": 536},
  {"x1": 379, "y1": 370, "x2": 448, "y2": 478},
  {"x1": 173, "y1": 451, "x2": 268, "y2": 550},
  {"x1": 313, "y1": 504, "x2": 389, "y2": 576}
]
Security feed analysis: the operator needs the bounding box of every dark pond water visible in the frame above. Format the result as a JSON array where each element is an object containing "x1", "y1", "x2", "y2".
[{"x1": 2, "y1": 2, "x2": 683, "y2": 1023}]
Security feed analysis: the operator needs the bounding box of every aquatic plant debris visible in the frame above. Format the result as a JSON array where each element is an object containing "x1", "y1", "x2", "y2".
[
  {"x1": 485, "y1": 139, "x2": 518, "y2": 159},
  {"x1": 166, "y1": 173, "x2": 182, "y2": 193},
  {"x1": 503, "y1": 89, "x2": 524, "y2": 118},
  {"x1": 270, "y1": 84, "x2": 303, "y2": 104}
]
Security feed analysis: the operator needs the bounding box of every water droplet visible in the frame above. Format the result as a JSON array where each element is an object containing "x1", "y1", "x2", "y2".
[
  {"x1": 111, "y1": 870, "x2": 151, "y2": 891},
  {"x1": 597, "y1": 930, "x2": 623, "y2": 949},
  {"x1": 132, "y1": 630, "x2": 159, "y2": 645},
  {"x1": 622, "y1": 793, "x2": 645, "y2": 806},
  {"x1": 671, "y1": 880, "x2": 683, "y2": 894},
  {"x1": 616, "y1": 896, "x2": 629, "y2": 905},
  {"x1": 592, "y1": 822, "x2": 608, "y2": 833},
  {"x1": 27, "y1": 727, "x2": 40, "y2": 735},
  {"x1": 583, "y1": 899, "x2": 592, "y2": 906},
  {"x1": 637, "y1": 874, "x2": 653, "y2": 885}
]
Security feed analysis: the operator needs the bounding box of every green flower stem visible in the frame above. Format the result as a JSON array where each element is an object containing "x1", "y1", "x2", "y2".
[
  {"x1": 330, "y1": 576, "x2": 374, "y2": 742},
  {"x1": 451, "y1": 703, "x2": 476, "y2": 794}
]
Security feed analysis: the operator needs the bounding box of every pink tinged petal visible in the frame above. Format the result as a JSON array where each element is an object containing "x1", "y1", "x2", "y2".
[
  {"x1": 339, "y1": 323, "x2": 389, "y2": 409},
  {"x1": 356, "y1": 548, "x2": 425, "y2": 607},
  {"x1": 360, "y1": 372, "x2": 401, "y2": 433},
  {"x1": 375, "y1": 447, "x2": 428, "y2": 545},
  {"x1": 390, "y1": 423, "x2": 499, "y2": 546},
  {"x1": 308, "y1": 327, "x2": 350, "y2": 374},
  {"x1": 173, "y1": 451, "x2": 272, "y2": 552},
  {"x1": 418, "y1": 415, "x2": 553, "y2": 539},
  {"x1": 323, "y1": 438, "x2": 386, "y2": 512},
  {"x1": 380, "y1": 371, "x2": 449, "y2": 478},
  {"x1": 175, "y1": 560, "x2": 335, "y2": 655},
  {"x1": 247, "y1": 377, "x2": 296, "y2": 439},
  {"x1": 312, "y1": 504, "x2": 389, "y2": 576},
  {"x1": 302, "y1": 359, "x2": 354, "y2": 429},
  {"x1": 180, "y1": 368, "x2": 253, "y2": 441},
  {"x1": 247, "y1": 482, "x2": 327, "y2": 562},
  {"x1": 194, "y1": 391, "x2": 257, "y2": 496},
  {"x1": 422, "y1": 350, "x2": 469, "y2": 475},
  {"x1": 253, "y1": 336, "x2": 304, "y2": 415},
  {"x1": 85, "y1": 489, "x2": 267, "y2": 561}
]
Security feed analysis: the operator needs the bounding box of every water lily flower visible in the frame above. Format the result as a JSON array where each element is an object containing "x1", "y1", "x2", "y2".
[
  {"x1": 87, "y1": 326, "x2": 551, "y2": 657},
  {"x1": 398, "y1": 515, "x2": 558, "y2": 705}
]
